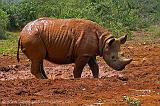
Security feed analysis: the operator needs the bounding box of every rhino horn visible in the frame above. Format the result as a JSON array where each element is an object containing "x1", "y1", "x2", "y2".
[{"x1": 122, "y1": 58, "x2": 132, "y2": 65}]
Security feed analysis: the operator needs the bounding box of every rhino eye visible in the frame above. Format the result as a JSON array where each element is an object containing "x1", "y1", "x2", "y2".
[{"x1": 111, "y1": 56, "x2": 115, "y2": 59}]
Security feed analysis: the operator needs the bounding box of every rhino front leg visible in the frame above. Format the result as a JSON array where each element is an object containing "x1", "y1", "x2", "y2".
[
  {"x1": 73, "y1": 56, "x2": 90, "y2": 78},
  {"x1": 88, "y1": 56, "x2": 99, "y2": 78},
  {"x1": 31, "y1": 60, "x2": 46, "y2": 79}
]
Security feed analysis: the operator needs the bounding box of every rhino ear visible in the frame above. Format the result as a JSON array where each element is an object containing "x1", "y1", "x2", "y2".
[
  {"x1": 108, "y1": 38, "x2": 115, "y2": 46},
  {"x1": 119, "y1": 35, "x2": 127, "y2": 44}
]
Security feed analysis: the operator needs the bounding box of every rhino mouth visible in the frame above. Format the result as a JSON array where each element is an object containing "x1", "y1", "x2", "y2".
[{"x1": 114, "y1": 66, "x2": 125, "y2": 71}]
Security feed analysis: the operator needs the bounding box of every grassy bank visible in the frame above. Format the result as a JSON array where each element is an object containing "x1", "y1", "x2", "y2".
[{"x1": 0, "y1": 32, "x2": 19, "y2": 55}]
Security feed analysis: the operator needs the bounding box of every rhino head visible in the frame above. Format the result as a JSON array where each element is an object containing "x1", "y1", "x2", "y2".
[{"x1": 99, "y1": 32, "x2": 132, "y2": 71}]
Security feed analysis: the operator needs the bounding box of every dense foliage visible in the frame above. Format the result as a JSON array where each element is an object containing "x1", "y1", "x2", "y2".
[
  {"x1": 0, "y1": 0, "x2": 160, "y2": 37},
  {"x1": 0, "y1": 1, "x2": 8, "y2": 39}
]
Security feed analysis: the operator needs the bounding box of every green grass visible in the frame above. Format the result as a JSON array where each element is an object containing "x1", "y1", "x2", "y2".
[
  {"x1": 0, "y1": 32, "x2": 19, "y2": 55},
  {"x1": 148, "y1": 25, "x2": 160, "y2": 39},
  {"x1": 123, "y1": 96, "x2": 141, "y2": 106}
]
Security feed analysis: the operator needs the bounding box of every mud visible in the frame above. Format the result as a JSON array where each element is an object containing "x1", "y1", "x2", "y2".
[{"x1": 0, "y1": 42, "x2": 160, "y2": 106}]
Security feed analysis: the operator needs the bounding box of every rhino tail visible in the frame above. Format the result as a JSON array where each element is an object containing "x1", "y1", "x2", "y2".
[{"x1": 17, "y1": 37, "x2": 21, "y2": 62}]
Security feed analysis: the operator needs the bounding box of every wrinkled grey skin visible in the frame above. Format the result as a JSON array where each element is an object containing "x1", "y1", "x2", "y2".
[{"x1": 103, "y1": 35, "x2": 132, "y2": 71}]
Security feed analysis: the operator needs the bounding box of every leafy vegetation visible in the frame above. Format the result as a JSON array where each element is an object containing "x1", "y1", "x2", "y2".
[
  {"x1": 1, "y1": 0, "x2": 160, "y2": 35},
  {"x1": 0, "y1": 1, "x2": 8, "y2": 39}
]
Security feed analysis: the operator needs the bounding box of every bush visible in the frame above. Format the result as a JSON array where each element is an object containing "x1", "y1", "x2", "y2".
[
  {"x1": 2, "y1": 1, "x2": 38, "y2": 30},
  {"x1": 0, "y1": 9, "x2": 8, "y2": 39},
  {"x1": 1, "y1": 0, "x2": 160, "y2": 37}
]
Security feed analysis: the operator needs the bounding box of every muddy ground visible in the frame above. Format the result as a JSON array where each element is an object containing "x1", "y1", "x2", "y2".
[{"x1": 0, "y1": 41, "x2": 160, "y2": 106}]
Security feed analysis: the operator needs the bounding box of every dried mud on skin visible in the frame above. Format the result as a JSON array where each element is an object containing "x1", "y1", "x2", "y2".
[{"x1": 0, "y1": 42, "x2": 160, "y2": 106}]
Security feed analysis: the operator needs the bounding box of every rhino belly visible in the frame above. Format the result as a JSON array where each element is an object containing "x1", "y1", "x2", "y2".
[
  {"x1": 45, "y1": 55, "x2": 74, "y2": 64},
  {"x1": 45, "y1": 47, "x2": 74, "y2": 64}
]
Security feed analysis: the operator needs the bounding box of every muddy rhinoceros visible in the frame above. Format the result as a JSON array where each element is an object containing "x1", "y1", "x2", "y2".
[{"x1": 17, "y1": 18, "x2": 132, "y2": 79}]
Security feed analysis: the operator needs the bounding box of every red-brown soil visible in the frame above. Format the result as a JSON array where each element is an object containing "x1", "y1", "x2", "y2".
[{"x1": 0, "y1": 42, "x2": 160, "y2": 106}]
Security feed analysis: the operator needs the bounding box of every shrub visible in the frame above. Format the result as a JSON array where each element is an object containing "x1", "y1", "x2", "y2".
[
  {"x1": 0, "y1": 9, "x2": 8, "y2": 39},
  {"x1": 1, "y1": 0, "x2": 160, "y2": 37}
]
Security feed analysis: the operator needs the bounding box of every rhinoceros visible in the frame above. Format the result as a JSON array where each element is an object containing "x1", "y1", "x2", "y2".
[{"x1": 17, "y1": 18, "x2": 132, "y2": 79}]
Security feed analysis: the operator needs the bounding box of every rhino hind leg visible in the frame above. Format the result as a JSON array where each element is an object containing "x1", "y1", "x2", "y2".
[
  {"x1": 73, "y1": 56, "x2": 90, "y2": 78},
  {"x1": 88, "y1": 57, "x2": 99, "y2": 78},
  {"x1": 31, "y1": 60, "x2": 46, "y2": 79},
  {"x1": 21, "y1": 34, "x2": 47, "y2": 79},
  {"x1": 40, "y1": 62, "x2": 48, "y2": 79}
]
